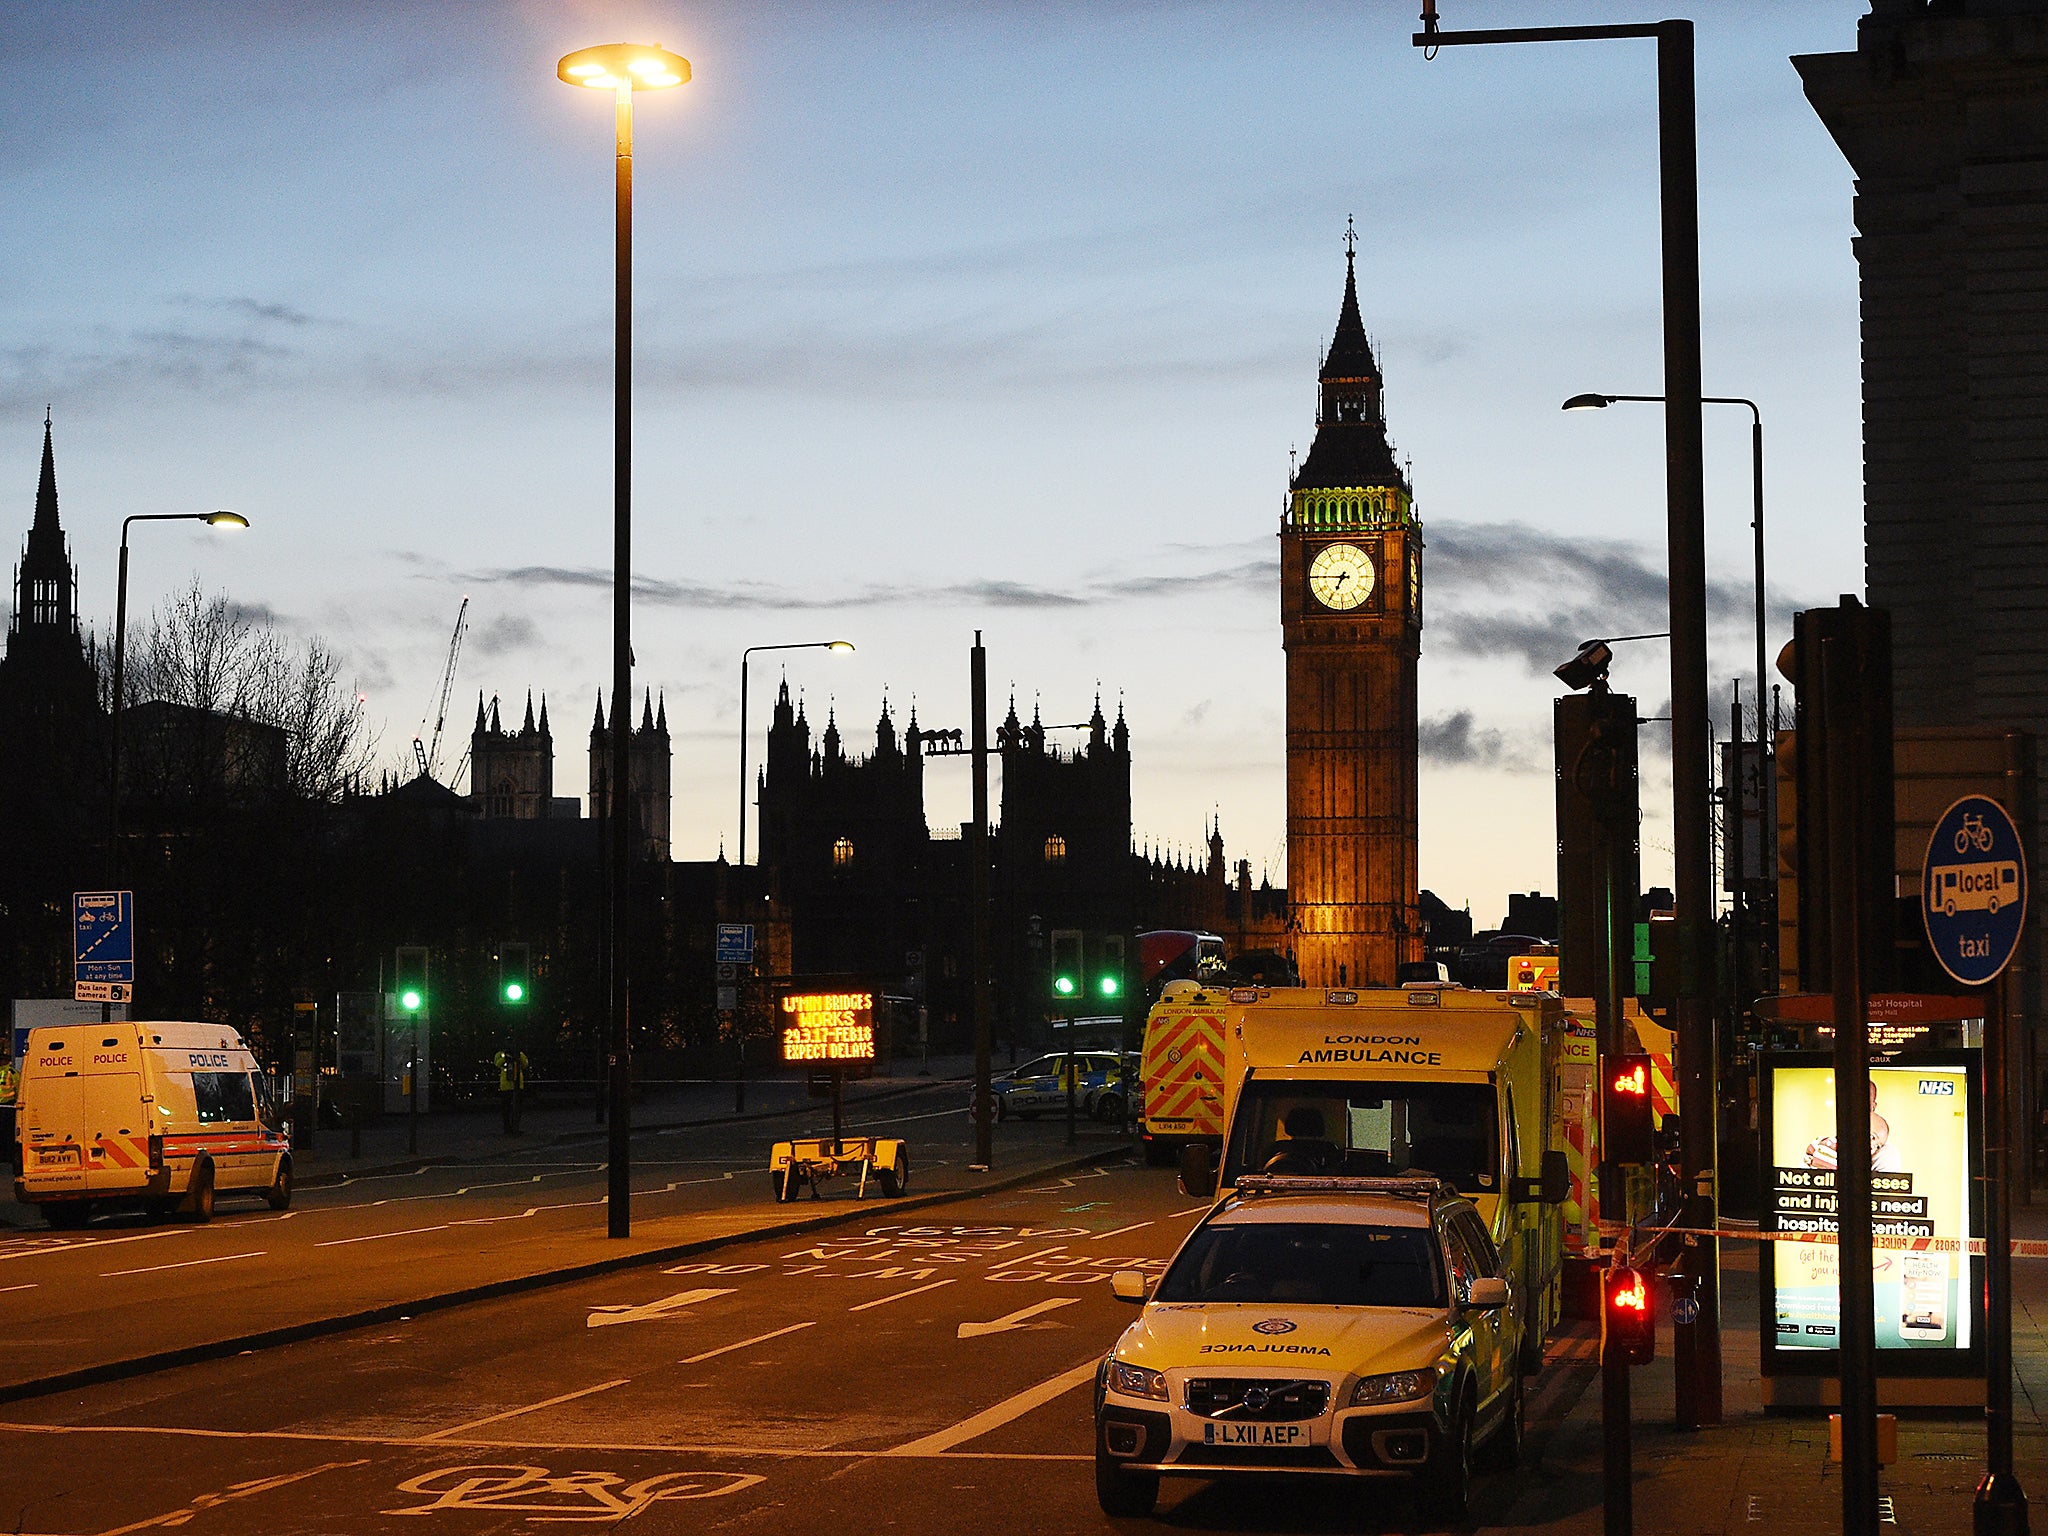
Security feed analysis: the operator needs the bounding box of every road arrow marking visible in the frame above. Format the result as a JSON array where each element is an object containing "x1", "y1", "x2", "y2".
[
  {"x1": 586, "y1": 1287, "x2": 734, "y2": 1329},
  {"x1": 957, "y1": 1297, "x2": 1081, "y2": 1339}
]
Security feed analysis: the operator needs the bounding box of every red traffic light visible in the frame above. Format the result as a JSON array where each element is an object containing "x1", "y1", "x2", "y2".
[
  {"x1": 1601, "y1": 1051, "x2": 1656, "y2": 1165},
  {"x1": 1603, "y1": 1266, "x2": 1655, "y2": 1365}
]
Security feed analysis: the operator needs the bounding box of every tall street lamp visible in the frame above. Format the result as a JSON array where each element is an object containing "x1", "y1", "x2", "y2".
[
  {"x1": 109, "y1": 511, "x2": 251, "y2": 871},
  {"x1": 1414, "y1": 3, "x2": 1723, "y2": 1433},
  {"x1": 738, "y1": 640, "x2": 854, "y2": 868},
  {"x1": 1565, "y1": 393, "x2": 1774, "y2": 1120},
  {"x1": 556, "y1": 40, "x2": 690, "y2": 1241}
]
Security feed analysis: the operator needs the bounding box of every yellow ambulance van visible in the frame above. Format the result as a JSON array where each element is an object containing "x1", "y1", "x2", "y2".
[
  {"x1": 13, "y1": 1021, "x2": 291, "y2": 1226},
  {"x1": 1178, "y1": 985, "x2": 1570, "y2": 1369}
]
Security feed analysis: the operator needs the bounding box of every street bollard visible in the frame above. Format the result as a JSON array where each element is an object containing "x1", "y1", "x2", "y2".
[{"x1": 1668, "y1": 1271, "x2": 1701, "y2": 1430}]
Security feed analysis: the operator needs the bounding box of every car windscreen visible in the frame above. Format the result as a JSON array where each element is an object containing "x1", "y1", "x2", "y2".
[
  {"x1": 1221, "y1": 1078, "x2": 1499, "y2": 1195},
  {"x1": 1155, "y1": 1221, "x2": 1445, "y2": 1308}
]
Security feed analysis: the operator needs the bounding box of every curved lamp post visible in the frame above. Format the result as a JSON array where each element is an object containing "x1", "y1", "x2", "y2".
[
  {"x1": 556, "y1": 41, "x2": 689, "y2": 1240},
  {"x1": 109, "y1": 511, "x2": 250, "y2": 869},
  {"x1": 738, "y1": 640, "x2": 854, "y2": 868}
]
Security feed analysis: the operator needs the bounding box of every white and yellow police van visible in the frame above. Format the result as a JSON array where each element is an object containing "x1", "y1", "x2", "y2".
[
  {"x1": 12, "y1": 1021, "x2": 291, "y2": 1227},
  {"x1": 1094, "y1": 1176, "x2": 1520, "y2": 1519}
]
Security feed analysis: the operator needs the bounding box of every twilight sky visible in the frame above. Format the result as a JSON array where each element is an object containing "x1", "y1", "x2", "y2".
[{"x1": 0, "y1": 1, "x2": 1869, "y2": 920}]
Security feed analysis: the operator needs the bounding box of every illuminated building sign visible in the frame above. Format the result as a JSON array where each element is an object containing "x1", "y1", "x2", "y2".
[{"x1": 780, "y1": 991, "x2": 875, "y2": 1063}]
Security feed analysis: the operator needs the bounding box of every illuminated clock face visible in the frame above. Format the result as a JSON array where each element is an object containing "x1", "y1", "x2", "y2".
[{"x1": 1308, "y1": 542, "x2": 1376, "y2": 611}]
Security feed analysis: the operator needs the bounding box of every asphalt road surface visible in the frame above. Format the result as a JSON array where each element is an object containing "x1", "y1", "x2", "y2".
[
  {"x1": 0, "y1": 1082, "x2": 1117, "y2": 1393},
  {"x1": 0, "y1": 1160, "x2": 1600, "y2": 1536}
]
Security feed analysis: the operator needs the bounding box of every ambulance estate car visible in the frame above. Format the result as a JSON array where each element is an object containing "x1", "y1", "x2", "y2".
[
  {"x1": 13, "y1": 1021, "x2": 291, "y2": 1226},
  {"x1": 1093, "y1": 1176, "x2": 1520, "y2": 1519}
]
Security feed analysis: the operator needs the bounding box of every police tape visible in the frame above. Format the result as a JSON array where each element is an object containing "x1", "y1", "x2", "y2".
[{"x1": 1659, "y1": 1226, "x2": 2048, "y2": 1259}]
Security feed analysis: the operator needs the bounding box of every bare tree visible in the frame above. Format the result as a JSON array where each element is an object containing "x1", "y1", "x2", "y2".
[{"x1": 104, "y1": 578, "x2": 377, "y2": 802}]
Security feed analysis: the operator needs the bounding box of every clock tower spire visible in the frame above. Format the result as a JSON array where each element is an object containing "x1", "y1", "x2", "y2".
[{"x1": 1280, "y1": 229, "x2": 1422, "y2": 987}]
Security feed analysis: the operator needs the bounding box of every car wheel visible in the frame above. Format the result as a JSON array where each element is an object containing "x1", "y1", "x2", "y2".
[
  {"x1": 43, "y1": 1201, "x2": 89, "y2": 1230},
  {"x1": 1424, "y1": 1390, "x2": 1473, "y2": 1522},
  {"x1": 1094, "y1": 1441, "x2": 1159, "y2": 1517},
  {"x1": 186, "y1": 1163, "x2": 215, "y2": 1223},
  {"x1": 1481, "y1": 1375, "x2": 1523, "y2": 1470},
  {"x1": 265, "y1": 1156, "x2": 293, "y2": 1211},
  {"x1": 1097, "y1": 1093, "x2": 1124, "y2": 1123}
]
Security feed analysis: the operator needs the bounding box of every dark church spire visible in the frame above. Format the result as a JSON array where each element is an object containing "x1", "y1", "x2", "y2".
[{"x1": 33, "y1": 408, "x2": 58, "y2": 536}]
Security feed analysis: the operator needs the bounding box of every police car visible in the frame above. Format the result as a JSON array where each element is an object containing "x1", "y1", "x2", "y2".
[
  {"x1": 1092, "y1": 1176, "x2": 1524, "y2": 1519},
  {"x1": 989, "y1": 1052, "x2": 1124, "y2": 1120}
]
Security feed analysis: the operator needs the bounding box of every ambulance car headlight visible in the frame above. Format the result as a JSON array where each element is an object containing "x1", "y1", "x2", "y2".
[
  {"x1": 1350, "y1": 1370, "x2": 1434, "y2": 1407},
  {"x1": 1109, "y1": 1359, "x2": 1168, "y2": 1401}
]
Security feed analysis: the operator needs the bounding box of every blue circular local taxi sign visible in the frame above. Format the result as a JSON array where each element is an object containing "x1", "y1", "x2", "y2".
[{"x1": 1921, "y1": 794, "x2": 2028, "y2": 986}]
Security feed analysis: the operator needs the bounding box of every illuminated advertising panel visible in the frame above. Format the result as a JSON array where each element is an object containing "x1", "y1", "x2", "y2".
[
  {"x1": 780, "y1": 990, "x2": 876, "y2": 1064},
  {"x1": 1760, "y1": 1051, "x2": 1981, "y2": 1380}
]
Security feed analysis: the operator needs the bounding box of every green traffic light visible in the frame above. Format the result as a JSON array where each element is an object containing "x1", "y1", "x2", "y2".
[
  {"x1": 400, "y1": 987, "x2": 423, "y2": 1013},
  {"x1": 504, "y1": 981, "x2": 525, "y2": 1003},
  {"x1": 1099, "y1": 975, "x2": 1120, "y2": 997},
  {"x1": 1053, "y1": 975, "x2": 1077, "y2": 996}
]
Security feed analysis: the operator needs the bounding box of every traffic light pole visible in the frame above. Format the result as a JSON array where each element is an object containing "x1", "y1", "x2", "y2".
[
  {"x1": 1822, "y1": 634, "x2": 1880, "y2": 1536},
  {"x1": 1602, "y1": 1330, "x2": 1631, "y2": 1536}
]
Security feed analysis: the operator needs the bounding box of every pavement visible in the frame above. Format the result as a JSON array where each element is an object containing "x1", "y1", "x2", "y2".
[{"x1": 0, "y1": 1061, "x2": 1137, "y2": 1401}]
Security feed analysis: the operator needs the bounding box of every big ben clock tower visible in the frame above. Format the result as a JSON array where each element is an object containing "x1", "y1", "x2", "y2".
[{"x1": 1281, "y1": 229, "x2": 1421, "y2": 987}]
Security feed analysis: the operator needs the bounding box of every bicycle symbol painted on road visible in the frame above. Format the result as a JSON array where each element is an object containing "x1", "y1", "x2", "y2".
[
  {"x1": 1956, "y1": 812, "x2": 1996, "y2": 854},
  {"x1": 386, "y1": 1465, "x2": 762, "y2": 1521}
]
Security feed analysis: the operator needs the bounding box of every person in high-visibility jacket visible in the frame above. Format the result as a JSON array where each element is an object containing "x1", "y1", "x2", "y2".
[{"x1": 494, "y1": 1047, "x2": 529, "y2": 1134}]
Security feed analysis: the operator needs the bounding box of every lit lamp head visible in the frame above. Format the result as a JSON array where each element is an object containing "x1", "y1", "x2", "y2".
[
  {"x1": 827, "y1": 640, "x2": 856, "y2": 654},
  {"x1": 205, "y1": 511, "x2": 250, "y2": 530},
  {"x1": 557, "y1": 43, "x2": 690, "y2": 92}
]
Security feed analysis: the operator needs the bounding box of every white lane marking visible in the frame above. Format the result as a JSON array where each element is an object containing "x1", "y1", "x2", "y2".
[
  {"x1": 0, "y1": 1419, "x2": 1090, "y2": 1460},
  {"x1": 1089, "y1": 1221, "x2": 1152, "y2": 1242},
  {"x1": 315, "y1": 1222, "x2": 451, "y2": 1248},
  {"x1": 847, "y1": 1278, "x2": 955, "y2": 1312},
  {"x1": 101, "y1": 1250, "x2": 265, "y2": 1278},
  {"x1": 681, "y1": 1321, "x2": 817, "y2": 1364},
  {"x1": 0, "y1": 1282, "x2": 37, "y2": 1294},
  {"x1": 883, "y1": 1358, "x2": 1100, "y2": 1456},
  {"x1": 418, "y1": 1379, "x2": 631, "y2": 1441},
  {"x1": 957, "y1": 1297, "x2": 1080, "y2": 1338},
  {"x1": 586, "y1": 1287, "x2": 735, "y2": 1329},
  {"x1": 0, "y1": 1229, "x2": 191, "y2": 1262},
  {"x1": 1169, "y1": 1203, "x2": 1211, "y2": 1217},
  {"x1": 93, "y1": 1458, "x2": 370, "y2": 1536}
]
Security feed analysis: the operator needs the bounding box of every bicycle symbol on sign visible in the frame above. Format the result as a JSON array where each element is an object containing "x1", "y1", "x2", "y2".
[
  {"x1": 386, "y1": 1465, "x2": 762, "y2": 1521},
  {"x1": 1956, "y1": 813, "x2": 1996, "y2": 854}
]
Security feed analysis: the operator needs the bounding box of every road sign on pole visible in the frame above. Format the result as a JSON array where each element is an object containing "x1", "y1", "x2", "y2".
[
  {"x1": 716, "y1": 923, "x2": 755, "y2": 965},
  {"x1": 1921, "y1": 795, "x2": 2027, "y2": 987},
  {"x1": 73, "y1": 890, "x2": 135, "y2": 1003}
]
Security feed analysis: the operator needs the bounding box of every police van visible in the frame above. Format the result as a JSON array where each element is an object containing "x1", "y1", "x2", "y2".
[{"x1": 12, "y1": 1021, "x2": 291, "y2": 1227}]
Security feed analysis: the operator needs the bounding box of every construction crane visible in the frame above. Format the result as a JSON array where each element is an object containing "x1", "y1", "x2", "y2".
[{"x1": 417, "y1": 596, "x2": 470, "y2": 782}]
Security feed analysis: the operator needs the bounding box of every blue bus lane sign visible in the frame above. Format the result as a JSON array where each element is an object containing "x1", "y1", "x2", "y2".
[{"x1": 1921, "y1": 795, "x2": 2027, "y2": 986}]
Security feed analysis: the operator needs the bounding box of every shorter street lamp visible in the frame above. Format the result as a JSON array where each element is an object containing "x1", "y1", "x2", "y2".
[
  {"x1": 737, "y1": 641, "x2": 854, "y2": 868},
  {"x1": 109, "y1": 511, "x2": 250, "y2": 865}
]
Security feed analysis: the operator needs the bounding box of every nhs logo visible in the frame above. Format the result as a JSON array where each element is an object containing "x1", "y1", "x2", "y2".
[{"x1": 1918, "y1": 1079, "x2": 1955, "y2": 1096}]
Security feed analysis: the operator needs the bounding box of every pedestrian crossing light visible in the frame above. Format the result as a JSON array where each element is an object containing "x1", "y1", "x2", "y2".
[
  {"x1": 1602, "y1": 1051, "x2": 1655, "y2": 1165},
  {"x1": 1051, "y1": 928, "x2": 1083, "y2": 1000},
  {"x1": 395, "y1": 945, "x2": 429, "y2": 1016},
  {"x1": 1098, "y1": 973, "x2": 1120, "y2": 998},
  {"x1": 498, "y1": 942, "x2": 530, "y2": 1005},
  {"x1": 1099, "y1": 933, "x2": 1126, "y2": 1001}
]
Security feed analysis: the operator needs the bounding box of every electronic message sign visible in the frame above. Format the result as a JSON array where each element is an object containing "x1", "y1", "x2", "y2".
[
  {"x1": 780, "y1": 990, "x2": 876, "y2": 1064},
  {"x1": 1761, "y1": 1054, "x2": 1980, "y2": 1378}
]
